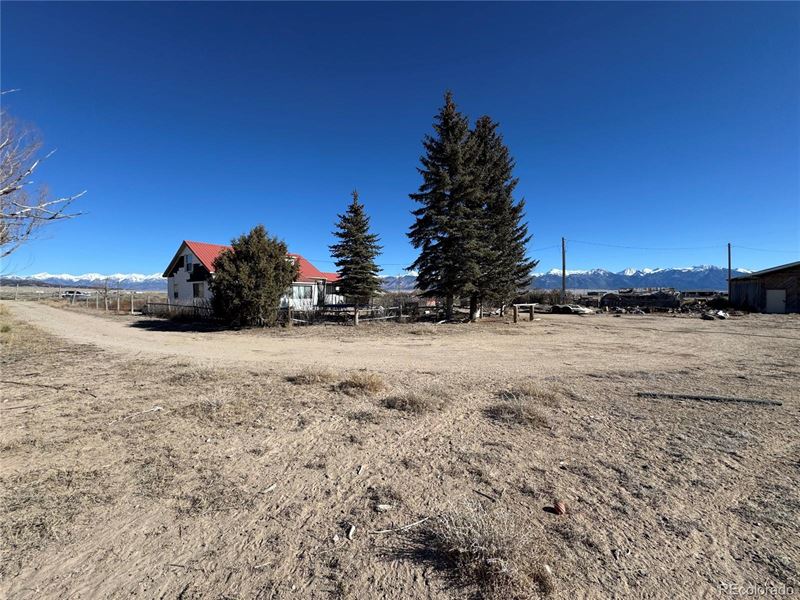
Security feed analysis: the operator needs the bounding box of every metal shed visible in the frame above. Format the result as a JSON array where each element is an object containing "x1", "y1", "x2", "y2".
[{"x1": 730, "y1": 261, "x2": 800, "y2": 314}]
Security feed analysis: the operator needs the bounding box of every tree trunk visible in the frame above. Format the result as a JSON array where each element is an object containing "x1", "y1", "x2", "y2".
[
  {"x1": 469, "y1": 292, "x2": 480, "y2": 322},
  {"x1": 444, "y1": 295, "x2": 453, "y2": 321}
]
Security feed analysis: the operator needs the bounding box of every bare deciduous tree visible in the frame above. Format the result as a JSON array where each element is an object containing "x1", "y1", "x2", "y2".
[{"x1": 1, "y1": 102, "x2": 84, "y2": 258}]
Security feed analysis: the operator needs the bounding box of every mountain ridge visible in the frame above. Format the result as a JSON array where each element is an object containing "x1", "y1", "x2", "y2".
[{"x1": 4, "y1": 265, "x2": 752, "y2": 292}]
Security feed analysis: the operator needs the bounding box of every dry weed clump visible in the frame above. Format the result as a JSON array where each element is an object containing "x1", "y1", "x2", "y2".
[
  {"x1": 338, "y1": 372, "x2": 385, "y2": 395},
  {"x1": 347, "y1": 410, "x2": 381, "y2": 424},
  {"x1": 176, "y1": 468, "x2": 254, "y2": 515},
  {"x1": 384, "y1": 386, "x2": 450, "y2": 414},
  {"x1": 288, "y1": 367, "x2": 338, "y2": 385},
  {"x1": 485, "y1": 398, "x2": 548, "y2": 428},
  {"x1": 416, "y1": 501, "x2": 553, "y2": 599},
  {"x1": 499, "y1": 381, "x2": 561, "y2": 407},
  {"x1": 0, "y1": 469, "x2": 111, "y2": 574},
  {"x1": 179, "y1": 386, "x2": 247, "y2": 423},
  {"x1": 132, "y1": 447, "x2": 180, "y2": 499}
]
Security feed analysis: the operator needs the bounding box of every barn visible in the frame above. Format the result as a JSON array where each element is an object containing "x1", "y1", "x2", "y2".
[
  {"x1": 729, "y1": 261, "x2": 800, "y2": 314},
  {"x1": 163, "y1": 240, "x2": 345, "y2": 309}
]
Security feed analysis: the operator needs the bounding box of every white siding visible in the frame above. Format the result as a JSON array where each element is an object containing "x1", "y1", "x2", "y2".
[{"x1": 167, "y1": 248, "x2": 210, "y2": 306}]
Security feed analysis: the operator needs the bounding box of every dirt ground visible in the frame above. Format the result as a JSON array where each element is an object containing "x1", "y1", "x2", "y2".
[{"x1": 1, "y1": 301, "x2": 798, "y2": 599}]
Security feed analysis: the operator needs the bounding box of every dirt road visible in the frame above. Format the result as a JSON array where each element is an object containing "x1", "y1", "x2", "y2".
[{"x1": 8, "y1": 301, "x2": 798, "y2": 378}]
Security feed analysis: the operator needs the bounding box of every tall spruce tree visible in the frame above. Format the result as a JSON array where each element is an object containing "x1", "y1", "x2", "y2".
[
  {"x1": 471, "y1": 115, "x2": 537, "y2": 310},
  {"x1": 210, "y1": 225, "x2": 298, "y2": 327},
  {"x1": 408, "y1": 91, "x2": 484, "y2": 320},
  {"x1": 329, "y1": 190, "x2": 382, "y2": 325}
]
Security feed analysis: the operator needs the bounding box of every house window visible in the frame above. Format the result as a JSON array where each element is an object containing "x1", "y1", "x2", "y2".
[
  {"x1": 193, "y1": 282, "x2": 203, "y2": 298},
  {"x1": 186, "y1": 254, "x2": 193, "y2": 272},
  {"x1": 173, "y1": 286, "x2": 179, "y2": 300},
  {"x1": 292, "y1": 285, "x2": 312, "y2": 300}
]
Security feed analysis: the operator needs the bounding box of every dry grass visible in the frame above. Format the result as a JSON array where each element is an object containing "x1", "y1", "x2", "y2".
[
  {"x1": 347, "y1": 410, "x2": 382, "y2": 424},
  {"x1": 0, "y1": 469, "x2": 111, "y2": 575},
  {"x1": 411, "y1": 501, "x2": 553, "y2": 599},
  {"x1": 498, "y1": 381, "x2": 561, "y2": 407},
  {"x1": 384, "y1": 386, "x2": 450, "y2": 414},
  {"x1": 338, "y1": 371, "x2": 385, "y2": 395},
  {"x1": 485, "y1": 398, "x2": 548, "y2": 428},
  {"x1": 176, "y1": 467, "x2": 255, "y2": 515},
  {"x1": 179, "y1": 386, "x2": 240, "y2": 421},
  {"x1": 288, "y1": 367, "x2": 338, "y2": 385}
]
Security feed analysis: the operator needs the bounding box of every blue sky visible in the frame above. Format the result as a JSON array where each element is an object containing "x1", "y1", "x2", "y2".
[{"x1": 2, "y1": 2, "x2": 798, "y2": 276}]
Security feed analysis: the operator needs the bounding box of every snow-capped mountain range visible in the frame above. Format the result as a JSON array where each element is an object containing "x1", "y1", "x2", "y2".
[
  {"x1": 3, "y1": 272, "x2": 166, "y2": 291},
  {"x1": 383, "y1": 265, "x2": 752, "y2": 292},
  {"x1": 3, "y1": 265, "x2": 752, "y2": 293}
]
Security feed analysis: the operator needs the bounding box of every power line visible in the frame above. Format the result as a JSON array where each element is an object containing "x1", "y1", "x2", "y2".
[
  {"x1": 731, "y1": 245, "x2": 799, "y2": 254},
  {"x1": 568, "y1": 239, "x2": 725, "y2": 251}
]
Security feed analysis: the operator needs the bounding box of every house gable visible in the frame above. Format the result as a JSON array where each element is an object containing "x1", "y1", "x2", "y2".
[{"x1": 163, "y1": 240, "x2": 339, "y2": 284}]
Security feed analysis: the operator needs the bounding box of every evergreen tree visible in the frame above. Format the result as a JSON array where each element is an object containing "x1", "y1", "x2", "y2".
[
  {"x1": 471, "y1": 115, "x2": 537, "y2": 310},
  {"x1": 329, "y1": 190, "x2": 383, "y2": 325},
  {"x1": 408, "y1": 91, "x2": 484, "y2": 320},
  {"x1": 210, "y1": 225, "x2": 298, "y2": 327}
]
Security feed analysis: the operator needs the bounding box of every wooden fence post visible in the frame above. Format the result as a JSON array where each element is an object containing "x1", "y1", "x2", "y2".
[
  {"x1": 530, "y1": 305, "x2": 535, "y2": 321},
  {"x1": 116, "y1": 290, "x2": 120, "y2": 313},
  {"x1": 130, "y1": 292, "x2": 135, "y2": 315},
  {"x1": 513, "y1": 305, "x2": 518, "y2": 323},
  {"x1": 287, "y1": 306, "x2": 293, "y2": 327},
  {"x1": 15, "y1": 284, "x2": 19, "y2": 300},
  {"x1": 95, "y1": 292, "x2": 99, "y2": 310}
]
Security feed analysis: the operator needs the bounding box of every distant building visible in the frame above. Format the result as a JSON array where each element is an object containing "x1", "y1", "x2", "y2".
[
  {"x1": 163, "y1": 240, "x2": 345, "y2": 309},
  {"x1": 730, "y1": 261, "x2": 799, "y2": 314}
]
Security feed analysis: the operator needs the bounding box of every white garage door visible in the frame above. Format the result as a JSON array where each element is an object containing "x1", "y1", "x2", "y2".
[{"x1": 765, "y1": 289, "x2": 786, "y2": 314}]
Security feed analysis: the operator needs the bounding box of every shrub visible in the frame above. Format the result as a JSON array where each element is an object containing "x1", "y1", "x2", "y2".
[
  {"x1": 485, "y1": 399, "x2": 547, "y2": 428},
  {"x1": 338, "y1": 372, "x2": 385, "y2": 395},
  {"x1": 498, "y1": 381, "x2": 560, "y2": 407},
  {"x1": 288, "y1": 367, "x2": 337, "y2": 385},
  {"x1": 418, "y1": 501, "x2": 553, "y2": 599},
  {"x1": 384, "y1": 387, "x2": 450, "y2": 414}
]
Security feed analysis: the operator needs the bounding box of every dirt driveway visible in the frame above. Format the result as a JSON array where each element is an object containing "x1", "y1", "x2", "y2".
[{"x1": 7, "y1": 301, "x2": 798, "y2": 378}]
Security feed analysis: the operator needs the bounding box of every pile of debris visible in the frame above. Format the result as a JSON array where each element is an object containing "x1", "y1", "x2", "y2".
[{"x1": 701, "y1": 309, "x2": 729, "y2": 320}]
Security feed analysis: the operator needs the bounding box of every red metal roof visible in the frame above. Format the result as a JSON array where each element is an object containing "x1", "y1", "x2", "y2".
[
  {"x1": 175, "y1": 240, "x2": 338, "y2": 283},
  {"x1": 184, "y1": 240, "x2": 230, "y2": 273}
]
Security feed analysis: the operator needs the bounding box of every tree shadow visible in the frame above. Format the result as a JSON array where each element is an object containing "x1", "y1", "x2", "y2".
[{"x1": 127, "y1": 318, "x2": 231, "y2": 333}]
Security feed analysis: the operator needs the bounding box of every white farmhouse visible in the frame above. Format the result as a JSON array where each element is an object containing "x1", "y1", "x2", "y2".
[{"x1": 163, "y1": 240, "x2": 344, "y2": 309}]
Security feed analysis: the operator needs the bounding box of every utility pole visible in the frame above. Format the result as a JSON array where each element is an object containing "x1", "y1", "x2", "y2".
[
  {"x1": 727, "y1": 242, "x2": 732, "y2": 299},
  {"x1": 561, "y1": 237, "x2": 566, "y2": 303}
]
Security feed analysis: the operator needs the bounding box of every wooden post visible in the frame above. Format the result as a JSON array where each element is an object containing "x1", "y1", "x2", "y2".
[
  {"x1": 130, "y1": 291, "x2": 135, "y2": 315},
  {"x1": 354, "y1": 306, "x2": 359, "y2": 326},
  {"x1": 116, "y1": 289, "x2": 120, "y2": 313},
  {"x1": 95, "y1": 292, "x2": 99, "y2": 310},
  {"x1": 15, "y1": 284, "x2": 19, "y2": 300},
  {"x1": 513, "y1": 305, "x2": 519, "y2": 323},
  {"x1": 287, "y1": 306, "x2": 293, "y2": 327},
  {"x1": 71, "y1": 291, "x2": 76, "y2": 305},
  {"x1": 530, "y1": 305, "x2": 535, "y2": 321}
]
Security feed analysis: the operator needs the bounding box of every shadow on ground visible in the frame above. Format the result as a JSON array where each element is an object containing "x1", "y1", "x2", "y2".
[{"x1": 128, "y1": 318, "x2": 230, "y2": 333}]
